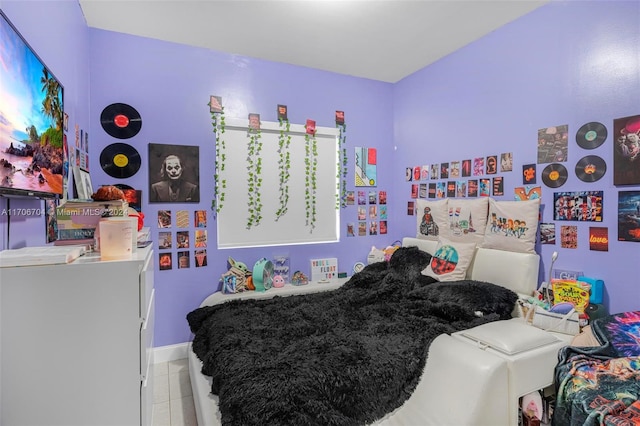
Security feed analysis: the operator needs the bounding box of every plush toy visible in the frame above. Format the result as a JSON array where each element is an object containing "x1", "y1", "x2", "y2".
[
  {"x1": 367, "y1": 242, "x2": 401, "y2": 264},
  {"x1": 220, "y1": 256, "x2": 252, "y2": 293}
]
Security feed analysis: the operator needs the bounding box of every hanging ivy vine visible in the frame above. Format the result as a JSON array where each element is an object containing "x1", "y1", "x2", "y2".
[
  {"x1": 304, "y1": 130, "x2": 318, "y2": 231},
  {"x1": 210, "y1": 107, "x2": 226, "y2": 217},
  {"x1": 246, "y1": 128, "x2": 263, "y2": 229},
  {"x1": 337, "y1": 122, "x2": 348, "y2": 209},
  {"x1": 275, "y1": 118, "x2": 292, "y2": 220}
]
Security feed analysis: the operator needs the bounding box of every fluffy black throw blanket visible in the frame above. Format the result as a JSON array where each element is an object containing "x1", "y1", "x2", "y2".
[{"x1": 187, "y1": 247, "x2": 518, "y2": 426}]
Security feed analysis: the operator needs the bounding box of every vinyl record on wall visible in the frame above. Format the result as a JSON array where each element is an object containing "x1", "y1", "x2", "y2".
[
  {"x1": 542, "y1": 163, "x2": 568, "y2": 188},
  {"x1": 100, "y1": 143, "x2": 141, "y2": 178},
  {"x1": 100, "y1": 103, "x2": 142, "y2": 139},
  {"x1": 575, "y1": 155, "x2": 606, "y2": 182},
  {"x1": 576, "y1": 122, "x2": 607, "y2": 149}
]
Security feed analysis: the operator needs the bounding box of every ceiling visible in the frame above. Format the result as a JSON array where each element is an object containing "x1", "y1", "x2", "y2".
[{"x1": 78, "y1": 0, "x2": 549, "y2": 83}]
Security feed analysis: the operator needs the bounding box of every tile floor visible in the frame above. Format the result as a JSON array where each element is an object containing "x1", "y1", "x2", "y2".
[{"x1": 152, "y1": 358, "x2": 198, "y2": 426}]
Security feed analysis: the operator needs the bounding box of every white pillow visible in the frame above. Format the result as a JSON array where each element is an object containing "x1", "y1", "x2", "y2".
[
  {"x1": 482, "y1": 198, "x2": 540, "y2": 254},
  {"x1": 443, "y1": 198, "x2": 489, "y2": 244},
  {"x1": 415, "y1": 199, "x2": 448, "y2": 241},
  {"x1": 422, "y1": 237, "x2": 477, "y2": 282}
]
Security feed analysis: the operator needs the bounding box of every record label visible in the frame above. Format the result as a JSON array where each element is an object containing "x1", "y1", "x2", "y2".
[
  {"x1": 100, "y1": 143, "x2": 141, "y2": 178},
  {"x1": 575, "y1": 155, "x2": 606, "y2": 182},
  {"x1": 100, "y1": 103, "x2": 142, "y2": 139},
  {"x1": 576, "y1": 122, "x2": 607, "y2": 149},
  {"x1": 542, "y1": 163, "x2": 568, "y2": 188}
]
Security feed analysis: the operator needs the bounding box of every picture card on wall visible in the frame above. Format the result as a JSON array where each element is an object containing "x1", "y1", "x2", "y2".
[
  {"x1": 618, "y1": 190, "x2": 640, "y2": 242},
  {"x1": 612, "y1": 114, "x2": 640, "y2": 185},
  {"x1": 461, "y1": 159, "x2": 471, "y2": 177},
  {"x1": 540, "y1": 223, "x2": 556, "y2": 244},
  {"x1": 537, "y1": 124, "x2": 568, "y2": 164},
  {"x1": 553, "y1": 191, "x2": 603, "y2": 222},
  {"x1": 500, "y1": 153, "x2": 513, "y2": 172},
  {"x1": 473, "y1": 157, "x2": 484, "y2": 176},
  {"x1": 560, "y1": 225, "x2": 577, "y2": 249},
  {"x1": 355, "y1": 147, "x2": 377, "y2": 186},
  {"x1": 589, "y1": 227, "x2": 608, "y2": 251},
  {"x1": 523, "y1": 163, "x2": 537, "y2": 184},
  {"x1": 278, "y1": 104, "x2": 288, "y2": 120}
]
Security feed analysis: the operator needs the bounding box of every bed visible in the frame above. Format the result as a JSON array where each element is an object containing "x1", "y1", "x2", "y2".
[
  {"x1": 187, "y1": 236, "x2": 571, "y2": 426},
  {"x1": 552, "y1": 311, "x2": 640, "y2": 425}
]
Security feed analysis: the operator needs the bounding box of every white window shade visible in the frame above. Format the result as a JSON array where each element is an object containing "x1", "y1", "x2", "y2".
[{"x1": 216, "y1": 118, "x2": 340, "y2": 248}]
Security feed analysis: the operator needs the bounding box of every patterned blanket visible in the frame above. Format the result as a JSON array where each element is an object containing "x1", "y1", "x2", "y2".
[{"x1": 553, "y1": 311, "x2": 640, "y2": 426}]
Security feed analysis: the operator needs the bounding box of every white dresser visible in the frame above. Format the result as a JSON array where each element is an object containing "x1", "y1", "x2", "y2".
[{"x1": 0, "y1": 246, "x2": 155, "y2": 426}]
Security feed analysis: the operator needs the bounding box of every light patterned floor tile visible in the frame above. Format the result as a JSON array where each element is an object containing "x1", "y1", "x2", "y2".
[
  {"x1": 169, "y1": 370, "x2": 193, "y2": 400},
  {"x1": 153, "y1": 373, "x2": 170, "y2": 404},
  {"x1": 151, "y1": 401, "x2": 171, "y2": 426},
  {"x1": 170, "y1": 395, "x2": 197, "y2": 426}
]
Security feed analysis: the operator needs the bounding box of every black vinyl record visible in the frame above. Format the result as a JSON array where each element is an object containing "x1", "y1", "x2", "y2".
[
  {"x1": 576, "y1": 122, "x2": 607, "y2": 149},
  {"x1": 575, "y1": 155, "x2": 606, "y2": 182},
  {"x1": 542, "y1": 163, "x2": 568, "y2": 188},
  {"x1": 100, "y1": 143, "x2": 141, "y2": 178},
  {"x1": 100, "y1": 103, "x2": 142, "y2": 139}
]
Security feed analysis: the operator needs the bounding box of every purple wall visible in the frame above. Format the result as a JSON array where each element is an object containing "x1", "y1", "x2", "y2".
[
  {"x1": 393, "y1": 1, "x2": 640, "y2": 316},
  {"x1": 2, "y1": 1, "x2": 639, "y2": 347}
]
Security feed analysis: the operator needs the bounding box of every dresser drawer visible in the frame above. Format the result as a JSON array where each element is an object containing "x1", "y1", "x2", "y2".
[{"x1": 140, "y1": 289, "x2": 155, "y2": 378}]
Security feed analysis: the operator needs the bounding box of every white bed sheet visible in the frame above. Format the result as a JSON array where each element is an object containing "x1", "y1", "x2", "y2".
[{"x1": 188, "y1": 242, "x2": 546, "y2": 425}]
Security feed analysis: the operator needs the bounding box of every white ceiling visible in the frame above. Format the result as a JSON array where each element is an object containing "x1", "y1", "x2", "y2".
[{"x1": 78, "y1": 0, "x2": 549, "y2": 83}]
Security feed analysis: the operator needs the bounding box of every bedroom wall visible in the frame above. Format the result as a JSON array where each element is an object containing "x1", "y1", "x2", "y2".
[{"x1": 392, "y1": 0, "x2": 640, "y2": 316}]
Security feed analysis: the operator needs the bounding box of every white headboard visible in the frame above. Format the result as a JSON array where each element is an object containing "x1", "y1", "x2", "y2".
[{"x1": 401, "y1": 237, "x2": 539, "y2": 296}]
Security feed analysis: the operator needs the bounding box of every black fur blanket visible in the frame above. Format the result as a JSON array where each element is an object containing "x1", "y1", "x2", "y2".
[{"x1": 187, "y1": 247, "x2": 518, "y2": 426}]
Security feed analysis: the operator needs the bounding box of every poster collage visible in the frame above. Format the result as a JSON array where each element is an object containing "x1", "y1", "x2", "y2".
[
  {"x1": 156, "y1": 209, "x2": 208, "y2": 271},
  {"x1": 345, "y1": 189, "x2": 388, "y2": 237}
]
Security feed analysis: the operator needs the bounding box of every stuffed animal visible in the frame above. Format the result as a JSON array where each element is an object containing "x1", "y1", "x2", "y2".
[{"x1": 220, "y1": 256, "x2": 253, "y2": 293}]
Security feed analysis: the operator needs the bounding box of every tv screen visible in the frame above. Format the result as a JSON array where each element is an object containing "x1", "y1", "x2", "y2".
[{"x1": 0, "y1": 9, "x2": 64, "y2": 199}]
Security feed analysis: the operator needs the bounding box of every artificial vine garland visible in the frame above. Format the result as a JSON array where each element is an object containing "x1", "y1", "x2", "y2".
[
  {"x1": 210, "y1": 107, "x2": 226, "y2": 217},
  {"x1": 275, "y1": 118, "x2": 292, "y2": 220},
  {"x1": 337, "y1": 123, "x2": 348, "y2": 208},
  {"x1": 304, "y1": 129, "x2": 318, "y2": 231},
  {"x1": 246, "y1": 128, "x2": 263, "y2": 229}
]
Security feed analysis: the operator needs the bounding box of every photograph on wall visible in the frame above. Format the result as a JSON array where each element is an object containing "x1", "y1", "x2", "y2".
[
  {"x1": 346, "y1": 223, "x2": 355, "y2": 237},
  {"x1": 411, "y1": 184, "x2": 418, "y2": 198},
  {"x1": 612, "y1": 114, "x2": 640, "y2": 185},
  {"x1": 380, "y1": 220, "x2": 388, "y2": 235},
  {"x1": 176, "y1": 231, "x2": 189, "y2": 248},
  {"x1": 486, "y1": 155, "x2": 498, "y2": 175},
  {"x1": 479, "y1": 178, "x2": 490, "y2": 197},
  {"x1": 618, "y1": 190, "x2": 640, "y2": 242},
  {"x1": 195, "y1": 210, "x2": 207, "y2": 227},
  {"x1": 346, "y1": 191, "x2": 355, "y2": 205},
  {"x1": 159, "y1": 253, "x2": 172, "y2": 271},
  {"x1": 419, "y1": 183, "x2": 427, "y2": 198},
  {"x1": 514, "y1": 185, "x2": 541, "y2": 201},
  {"x1": 537, "y1": 124, "x2": 568, "y2": 164},
  {"x1": 492, "y1": 176, "x2": 504, "y2": 196},
  {"x1": 357, "y1": 190, "x2": 366, "y2": 205},
  {"x1": 407, "y1": 201, "x2": 415, "y2": 216},
  {"x1": 436, "y1": 182, "x2": 446, "y2": 198},
  {"x1": 176, "y1": 210, "x2": 189, "y2": 228},
  {"x1": 450, "y1": 161, "x2": 460, "y2": 178},
  {"x1": 440, "y1": 162, "x2": 449, "y2": 179},
  {"x1": 380, "y1": 205, "x2": 387, "y2": 220},
  {"x1": 148, "y1": 143, "x2": 200, "y2": 203},
  {"x1": 158, "y1": 210, "x2": 172, "y2": 228},
  {"x1": 369, "y1": 205, "x2": 377, "y2": 219},
  {"x1": 560, "y1": 225, "x2": 578, "y2": 249},
  {"x1": 195, "y1": 249, "x2": 208, "y2": 267},
  {"x1": 523, "y1": 163, "x2": 536, "y2": 184},
  {"x1": 158, "y1": 231, "x2": 172, "y2": 249},
  {"x1": 456, "y1": 181, "x2": 466, "y2": 198},
  {"x1": 195, "y1": 230, "x2": 207, "y2": 248},
  {"x1": 413, "y1": 166, "x2": 421, "y2": 181},
  {"x1": 369, "y1": 221, "x2": 378, "y2": 235},
  {"x1": 539, "y1": 223, "x2": 556, "y2": 244},
  {"x1": 500, "y1": 152, "x2": 513, "y2": 172},
  {"x1": 553, "y1": 191, "x2": 603, "y2": 222},
  {"x1": 355, "y1": 147, "x2": 377, "y2": 186},
  {"x1": 421, "y1": 165, "x2": 429, "y2": 180},
  {"x1": 467, "y1": 180, "x2": 478, "y2": 197},
  {"x1": 428, "y1": 183, "x2": 436, "y2": 198},
  {"x1": 473, "y1": 157, "x2": 484, "y2": 176},
  {"x1": 357, "y1": 206, "x2": 366, "y2": 220},
  {"x1": 405, "y1": 167, "x2": 413, "y2": 181},
  {"x1": 430, "y1": 164, "x2": 439, "y2": 179},
  {"x1": 379, "y1": 190, "x2": 387, "y2": 204},
  {"x1": 461, "y1": 159, "x2": 471, "y2": 177},
  {"x1": 589, "y1": 227, "x2": 609, "y2": 251},
  {"x1": 209, "y1": 96, "x2": 223, "y2": 113},
  {"x1": 446, "y1": 181, "x2": 456, "y2": 198},
  {"x1": 358, "y1": 221, "x2": 367, "y2": 236},
  {"x1": 368, "y1": 191, "x2": 377, "y2": 204},
  {"x1": 177, "y1": 251, "x2": 190, "y2": 269}
]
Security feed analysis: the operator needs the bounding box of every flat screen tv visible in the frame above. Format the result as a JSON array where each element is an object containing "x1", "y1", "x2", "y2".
[{"x1": 0, "y1": 9, "x2": 64, "y2": 199}]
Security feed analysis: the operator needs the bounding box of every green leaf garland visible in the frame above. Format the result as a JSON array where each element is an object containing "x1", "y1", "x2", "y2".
[
  {"x1": 337, "y1": 123, "x2": 348, "y2": 208},
  {"x1": 210, "y1": 107, "x2": 226, "y2": 217},
  {"x1": 304, "y1": 131, "x2": 318, "y2": 231},
  {"x1": 246, "y1": 129, "x2": 263, "y2": 229},
  {"x1": 275, "y1": 118, "x2": 292, "y2": 220}
]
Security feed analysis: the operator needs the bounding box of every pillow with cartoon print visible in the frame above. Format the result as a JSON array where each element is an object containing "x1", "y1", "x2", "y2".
[
  {"x1": 421, "y1": 237, "x2": 477, "y2": 282},
  {"x1": 482, "y1": 198, "x2": 540, "y2": 254},
  {"x1": 415, "y1": 199, "x2": 448, "y2": 241}
]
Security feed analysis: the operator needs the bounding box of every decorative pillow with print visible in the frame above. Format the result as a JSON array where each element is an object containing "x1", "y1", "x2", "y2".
[
  {"x1": 415, "y1": 199, "x2": 449, "y2": 241},
  {"x1": 482, "y1": 198, "x2": 540, "y2": 254},
  {"x1": 444, "y1": 198, "x2": 489, "y2": 244},
  {"x1": 421, "y1": 237, "x2": 477, "y2": 282}
]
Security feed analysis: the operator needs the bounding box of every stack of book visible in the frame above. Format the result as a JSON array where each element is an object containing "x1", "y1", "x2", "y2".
[{"x1": 54, "y1": 199, "x2": 128, "y2": 245}]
